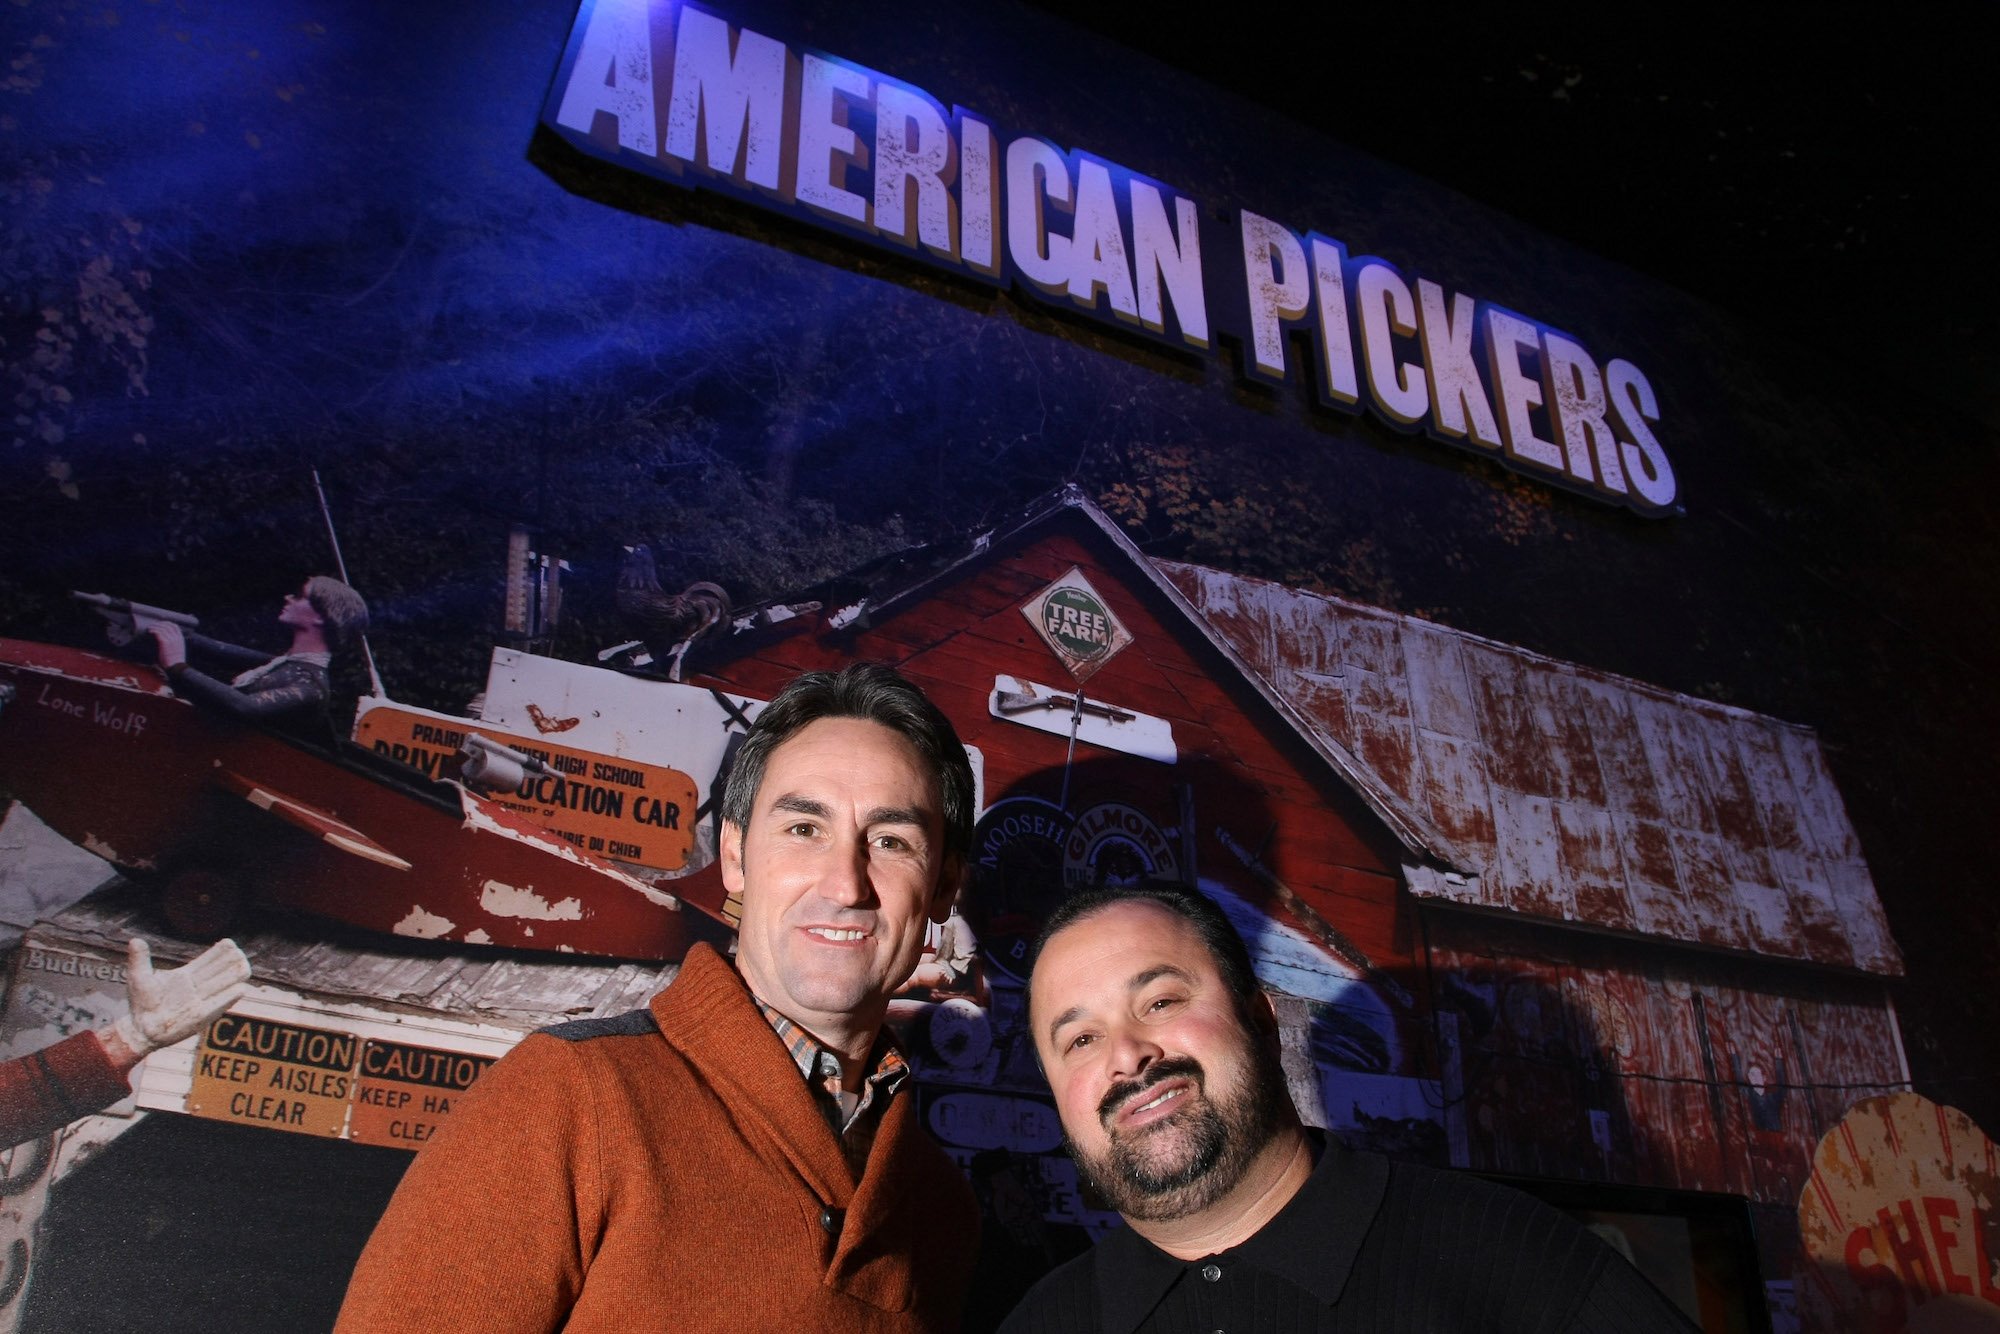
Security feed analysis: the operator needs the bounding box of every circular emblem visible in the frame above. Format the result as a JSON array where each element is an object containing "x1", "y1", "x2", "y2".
[
  {"x1": 1041, "y1": 587, "x2": 1116, "y2": 664},
  {"x1": 1062, "y1": 802, "x2": 1180, "y2": 889},
  {"x1": 967, "y1": 797, "x2": 1074, "y2": 982},
  {"x1": 923, "y1": 997, "x2": 993, "y2": 1070}
]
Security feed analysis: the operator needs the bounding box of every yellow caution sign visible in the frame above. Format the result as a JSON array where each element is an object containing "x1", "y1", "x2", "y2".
[
  {"x1": 349, "y1": 1038, "x2": 494, "y2": 1150},
  {"x1": 187, "y1": 1015, "x2": 355, "y2": 1137}
]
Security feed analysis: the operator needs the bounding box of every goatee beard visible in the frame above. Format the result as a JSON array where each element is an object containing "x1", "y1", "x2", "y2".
[{"x1": 1068, "y1": 1045, "x2": 1285, "y2": 1223}]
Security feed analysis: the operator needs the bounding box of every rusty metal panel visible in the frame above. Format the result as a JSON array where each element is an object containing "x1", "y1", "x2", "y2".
[
  {"x1": 39, "y1": 889, "x2": 675, "y2": 1029},
  {"x1": 1345, "y1": 678, "x2": 1420, "y2": 806},
  {"x1": 1822, "y1": 855, "x2": 1902, "y2": 973},
  {"x1": 1272, "y1": 661, "x2": 1355, "y2": 750},
  {"x1": 1491, "y1": 788, "x2": 1571, "y2": 920},
  {"x1": 1612, "y1": 813, "x2": 1698, "y2": 940},
  {"x1": 1335, "y1": 609, "x2": 1405, "y2": 686},
  {"x1": 1574, "y1": 679, "x2": 1667, "y2": 822},
  {"x1": 1773, "y1": 725, "x2": 1862, "y2": 864},
  {"x1": 1527, "y1": 667, "x2": 1609, "y2": 807},
  {"x1": 1411, "y1": 730, "x2": 1499, "y2": 868},
  {"x1": 1669, "y1": 828, "x2": 1750, "y2": 950},
  {"x1": 1460, "y1": 640, "x2": 1558, "y2": 800},
  {"x1": 1629, "y1": 695, "x2": 1723, "y2": 836},
  {"x1": 1398, "y1": 620, "x2": 1480, "y2": 740},
  {"x1": 1551, "y1": 800, "x2": 1636, "y2": 933},
  {"x1": 1149, "y1": 559, "x2": 1902, "y2": 974}
]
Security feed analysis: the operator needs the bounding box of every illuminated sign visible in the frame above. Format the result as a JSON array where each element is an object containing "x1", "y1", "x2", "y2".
[
  {"x1": 354, "y1": 701, "x2": 699, "y2": 872},
  {"x1": 541, "y1": 0, "x2": 1677, "y2": 514}
]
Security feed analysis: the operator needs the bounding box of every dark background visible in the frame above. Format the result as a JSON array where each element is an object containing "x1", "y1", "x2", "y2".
[{"x1": 1061, "y1": 3, "x2": 2000, "y2": 430}]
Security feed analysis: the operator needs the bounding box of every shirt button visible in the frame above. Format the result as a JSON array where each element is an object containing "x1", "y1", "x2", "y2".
[{"x1": 1200, "y1": 1262, "x2": 1223, "y2": 1282}]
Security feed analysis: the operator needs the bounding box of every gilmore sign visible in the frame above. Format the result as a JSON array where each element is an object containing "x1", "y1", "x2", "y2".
[{"x1": 542, "y1": 0, "x2": 1678, "y2": 515}]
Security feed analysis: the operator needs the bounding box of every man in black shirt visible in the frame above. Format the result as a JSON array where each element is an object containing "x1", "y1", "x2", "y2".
[{"x1": 999, "y1": 883, "x2": 1696, "y2": 1333}]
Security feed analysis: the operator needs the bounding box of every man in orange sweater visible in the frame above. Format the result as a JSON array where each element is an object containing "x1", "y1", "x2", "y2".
[{"x1": 337, "y1": 664, "x2": 980, "y2": 1331}]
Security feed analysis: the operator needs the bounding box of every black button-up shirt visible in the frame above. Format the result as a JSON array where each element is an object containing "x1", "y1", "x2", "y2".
[{"x1": 999, "y1": 1133, "x2": 1697, "y2": 1333}]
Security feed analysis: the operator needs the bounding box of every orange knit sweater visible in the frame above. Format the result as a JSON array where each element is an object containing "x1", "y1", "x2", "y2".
[{"x1": 336, "y1": 945, "x2": 978, "y2": 1332}]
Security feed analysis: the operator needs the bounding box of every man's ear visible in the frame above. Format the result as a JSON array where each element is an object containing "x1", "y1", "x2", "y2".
[
  {"x1": 719, "y1": 820, "x2": 746, "y2": 894},
  {"x1": 928, "y1": 857, "x2": 963, "y2": 925},
  {"x1": 1250, "y1": 988, "x2": 1281, "y2": 1042}
]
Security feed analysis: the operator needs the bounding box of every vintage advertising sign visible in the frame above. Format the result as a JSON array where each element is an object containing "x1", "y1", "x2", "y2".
[
  {"x1": 1020, "y1": 569, "x2": 1132, "y2": 684},
  {"x1": 348, "y1": 1039, "x2": 494, "y2": 1151},
  {"x1": 187, "y1": 1015, "x2": 355, "y2": 1137},
  {"x1": 540, "y1": 0, "x2": 1676, "y2": 513},
  {"x1": 1797, "y1": 1092, "x2": 2000, "y2": 1331},
  {"x1": 353, "y1": 700, "x2": 700, "y2": 871},
  {"x1": 0, "y1": 942, "x2": 136, "y2": 1116},
  {"x1": 1063, "y1": 802, "x2": 1180, "y2": 888}
]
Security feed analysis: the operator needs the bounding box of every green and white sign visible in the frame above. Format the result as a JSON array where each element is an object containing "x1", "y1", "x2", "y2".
[{"x1": 1021, "y1": 568, "x2": 1132, "y2": 682}]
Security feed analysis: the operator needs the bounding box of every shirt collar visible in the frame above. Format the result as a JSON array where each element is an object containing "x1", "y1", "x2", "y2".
[
  {"x1": 751, "y1": 997, "x2": 908, "y2": 1107},
  {"x1": 1094, "y1": 1130, "x2": 1389, "y2": 1334}
]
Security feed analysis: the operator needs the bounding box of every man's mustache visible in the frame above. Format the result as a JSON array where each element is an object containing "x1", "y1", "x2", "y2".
[{"x1": 1098, "y1": 1056, "x2": 1205, "y2": 1127}]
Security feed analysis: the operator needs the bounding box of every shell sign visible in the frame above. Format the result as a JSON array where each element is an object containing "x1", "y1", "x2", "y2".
[{"x1": 1798, "y1": 1092, "x2": 2000, "y2": 1332}]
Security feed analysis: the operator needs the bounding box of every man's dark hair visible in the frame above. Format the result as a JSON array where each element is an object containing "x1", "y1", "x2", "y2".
[
  {"x1": 1027, "y1": 881, "x2": 1265, "y2": 1028},
  {"x1": 720, "y1": 662, "x2": 975, "y2": 873}
]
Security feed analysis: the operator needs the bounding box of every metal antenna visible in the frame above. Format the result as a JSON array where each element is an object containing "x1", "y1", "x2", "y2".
[{"x1": 311, "y1": 468, "x2": 386, "y2": 698}]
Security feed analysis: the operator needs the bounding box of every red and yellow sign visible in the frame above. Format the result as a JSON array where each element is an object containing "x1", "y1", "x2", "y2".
[
  {"x1": 354, "y1": 702, "x2": 698, "y2": 871},
  {"x1": 1798, "y1": 1092, "x2": 2000, "y2": 1331},
  {"x1": 349, "y1": 1038, "x2": 494, "y2": 1150},
  {"x1": 187, "y1": 1015, "x2": 355, "y2": 1137}
]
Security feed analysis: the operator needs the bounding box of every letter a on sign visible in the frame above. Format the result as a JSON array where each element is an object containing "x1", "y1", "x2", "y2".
[{"x1": 1020, "y1": 568, "x2": 1132, "y2": 684}]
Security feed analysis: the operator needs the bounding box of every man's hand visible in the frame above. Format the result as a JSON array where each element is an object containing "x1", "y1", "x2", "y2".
[
  {"x1": 102, "y1": 938, "x2": 251, "y2": 1070},
  {"x1": 147, "y1": 621, "x2": 188, "y2": 669}
]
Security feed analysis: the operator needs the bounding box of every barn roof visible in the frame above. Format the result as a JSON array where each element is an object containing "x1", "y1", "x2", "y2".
[
  {"x1": 714, "y1": 486, "x2": 1901, "y2": 975},
  {"x1": 1158, "y1": 560, "x2": 1900, "y2": 975}
]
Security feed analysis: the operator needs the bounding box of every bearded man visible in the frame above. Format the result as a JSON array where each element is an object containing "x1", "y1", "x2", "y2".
[{"x1": 1003, "y1": 883, "x2": 1695, "y2": 1333}]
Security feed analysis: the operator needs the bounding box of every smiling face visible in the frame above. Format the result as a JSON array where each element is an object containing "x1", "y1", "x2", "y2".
[
  {"x1": 722, "y1": 716, "x2": 952, "y2": 1052},
  {"x1": 1031, "y1": 899, "x2": 1287, "y2": 1221}
]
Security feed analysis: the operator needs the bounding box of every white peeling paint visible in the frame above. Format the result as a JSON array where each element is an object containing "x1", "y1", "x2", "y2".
[
  {"x1": 80, "y1": 833, "x2": 142, "y2": 866},
  {"x1": 393, "y1": 905, "x2": 455, "y2": 938},
  {"x1": 463, "y1": 928, "x2": 492, "y2": 945},
  {"x1": 456, "y1": 791, "x2": 682, "y2": 908},
  {"x1": 479, "y1": 879, "x2": 583, "y2": 922}
]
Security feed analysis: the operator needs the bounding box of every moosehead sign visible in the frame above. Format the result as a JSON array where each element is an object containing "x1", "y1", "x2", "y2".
[{"x1": 540, "y1": 0, "x2": 1679, "y2": 515}]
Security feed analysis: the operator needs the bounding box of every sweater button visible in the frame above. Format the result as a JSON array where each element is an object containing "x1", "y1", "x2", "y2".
[
  {"x1": 819, "y1": 1206, "x2": 841, "y2": 1234},
  {"x1": 1200, "y1": 1262, "x2": 1222, "y2": 1282}
]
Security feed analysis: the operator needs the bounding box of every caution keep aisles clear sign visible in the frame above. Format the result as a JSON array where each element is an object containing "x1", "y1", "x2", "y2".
[
  {"x1": 187, "y1": 1016, "x2": 501, "y2": 1147},
  {"x1": 188, "y1": 1015, "x2": 355, "y2": 1137}
]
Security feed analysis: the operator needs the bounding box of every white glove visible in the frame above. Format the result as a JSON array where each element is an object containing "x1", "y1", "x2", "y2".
[{"x1": 106, "y1": 938, "x2": 251, "y2": 1063}]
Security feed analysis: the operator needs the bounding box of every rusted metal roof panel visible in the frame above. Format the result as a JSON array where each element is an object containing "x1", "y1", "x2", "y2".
[{"x1": 1157, "y1": 560, "x2": 1901, "y2": 975}]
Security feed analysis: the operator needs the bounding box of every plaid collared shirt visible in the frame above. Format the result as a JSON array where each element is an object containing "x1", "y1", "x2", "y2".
[{"x1": 753, "y1": 996, "x2": 909, "y2": 1180}]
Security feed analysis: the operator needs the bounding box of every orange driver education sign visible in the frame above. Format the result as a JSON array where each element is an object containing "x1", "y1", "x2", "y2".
[{"x1": 353, "y1": 701, "x2": 699, "y2": 872}]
